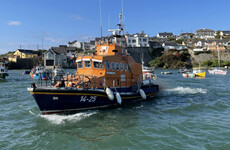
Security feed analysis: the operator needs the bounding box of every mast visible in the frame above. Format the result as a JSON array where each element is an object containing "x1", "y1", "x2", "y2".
[
  {"x1": 99, "y1": 0, "x2": 102, "y2": 38},
  {"x1": 121, "y1": 0, "x2": 124, "y2": 34},
  {"x1": 217, "y1": 44, "x2": 220, "y2": 68}
]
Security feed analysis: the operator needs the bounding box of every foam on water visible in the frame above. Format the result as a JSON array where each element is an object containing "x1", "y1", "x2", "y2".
[
  {"x1": 39, "y1": 111, "x2": 97, "y2": 124},
  {"x1": 164, "y1": 86, "x2": 207, "y2": 94}
]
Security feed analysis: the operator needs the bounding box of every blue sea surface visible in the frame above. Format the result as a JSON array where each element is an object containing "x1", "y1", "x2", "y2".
[{"x1": 0, "y1": 69, "x2": 230, "y2": 150}]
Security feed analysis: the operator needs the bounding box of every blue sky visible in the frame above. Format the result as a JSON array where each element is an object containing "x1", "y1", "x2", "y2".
[{"x1": 0, "y1": 0, "x2": 230, "y2": 54}]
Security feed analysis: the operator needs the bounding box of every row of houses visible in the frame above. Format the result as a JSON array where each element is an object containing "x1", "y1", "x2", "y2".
[
  {"x1": 187, "y1": 39, "x2": 230, "y2": 52},
  {"x1": 157, "y1": 29, "x2": 230, "y2": 40},
  {"x1": 6, "y1": 28, "x2": 230, "y2": 69}
]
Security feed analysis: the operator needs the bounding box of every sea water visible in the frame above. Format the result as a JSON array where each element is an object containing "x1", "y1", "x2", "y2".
[{"x1": 0, "y1": 69, "x2": 230, "y2": 149}]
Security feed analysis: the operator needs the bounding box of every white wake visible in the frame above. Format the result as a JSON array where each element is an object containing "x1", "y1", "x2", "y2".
[
  {"x1": 39, "y1": 111, "x2": 97, "y2": 124},
  {"x1": 164, "y1": 86, "x2": 207, "y2": 94}
]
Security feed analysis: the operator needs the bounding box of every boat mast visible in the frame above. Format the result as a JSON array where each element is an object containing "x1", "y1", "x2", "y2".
[
  {"x1": 99, "y1": 0, "x2": 102, "y2": 38},
  {"x1": 217, "y1": 44, "x2": 220, "y2": 68}
]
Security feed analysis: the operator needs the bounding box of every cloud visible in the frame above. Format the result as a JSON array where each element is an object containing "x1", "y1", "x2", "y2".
[
  {"x1": 8, "y1": 21, "x2": 21, "y2": 26},
  {"x1": 44, "y1": 37, "x2": 67, "y2": 43},
  {"x1": 69, "y1": 14, "x2": 92, "y2": 23},
  {"x1": 69, "y1": 14, "x2": 83, "y2": 21}
]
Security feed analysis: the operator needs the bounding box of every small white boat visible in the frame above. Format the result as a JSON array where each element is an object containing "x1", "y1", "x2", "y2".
[
  {"x1": 209, "y1": 46, "x2": 227, "y2": 75},
  {"x1": 182, "y1": 72, "x2": 195, "y2": 78},
  {"x1": 208, "y1": 68, "x2": 227, "y2": 75},
  {"x1": 178, "y1": 68, "x2": 191, "y2": 73},
  {"x1": 161, "y1": 72, "x2": 172, "y2": 74}
]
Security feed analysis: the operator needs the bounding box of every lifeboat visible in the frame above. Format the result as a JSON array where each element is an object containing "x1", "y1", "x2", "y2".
[{"x1": 27, "y1": 15, "x2": 159, "y2": 115}]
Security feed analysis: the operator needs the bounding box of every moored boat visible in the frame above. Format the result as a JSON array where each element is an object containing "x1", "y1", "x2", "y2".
[
  {"x1": 182, "y1": 72, "x2": 195, "y2": 78},
  {"x1": 27, "y1": 14, "x2": 159, "y2": 114},
  {"x1": 178, "y1": 68, "x2": 191, "y2": 73},
  {"x1": 30, "y1": 66, "x2": 50, "y2": 80},
  {"x1": 208, "y1": 46, "x2": 227, "y2": 75},
  {"x1": 193, "y1": 67, "x2": 206, "y2": 77},
  {"x1": 208, "y1": 68, "x2": 227, "y2": 75},
  {"x1": 0, "y1": 65, "x2": 8, "y2": 80},
  {"x1": 161, "y1": 72, "x2": 172, "y2": 74},
  {"x1": 22, "y1": 70, "x2": 31, "y2": 75}
]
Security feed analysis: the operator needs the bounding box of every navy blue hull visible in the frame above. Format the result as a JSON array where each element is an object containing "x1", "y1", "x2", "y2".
[{"x1": 30, "y1": 85, "x2": 159, "y2": 114}]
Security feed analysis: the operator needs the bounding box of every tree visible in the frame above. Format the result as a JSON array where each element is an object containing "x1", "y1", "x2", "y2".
[
  {"x1": 201, "y1": 60, "x2": 212, "y2": 67},
  {"x1": 215, "y1": 30, "x2": 221, "y2": 39}
]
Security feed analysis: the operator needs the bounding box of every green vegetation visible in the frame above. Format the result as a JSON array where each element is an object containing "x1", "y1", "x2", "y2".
[
  {"x1": 37, "y1": 49, "x2": 47, "y2": 56},
  {"x1": 201, "y1": 60, "x2": 230, "y2": 67},
  {"x1": 215, "y1": 30, "x2": 221, "y2": 39},
  {"x1": 167, "y1": 37, "x2": 176, "y2": 41},
  {"x1": 149, "y1": 51, "x2": 191, "y2": 69},
  {"x1": 175, "y1": 39, "x2": 184, "y2": 44},
  {"x1": 0, "y1": 51, "x2": 15, "y2": 58}
]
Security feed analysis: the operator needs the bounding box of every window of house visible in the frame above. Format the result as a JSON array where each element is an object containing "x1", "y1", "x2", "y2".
[
  {"x1": 124, "y1": 64, "x2": 128, "y2": 70},
  {"x1": 115, "y1": 63, "x2": 119, "y2": 70},
  {"x1": 139, "y1": 38, "x2": 142, "y2": 41},
  {"x1": 93, "y1": 61, "x2": 103, "y2": 69},
  {"x1": 104, "y1": 61, "x2": 110, "y2": 70},
  {"x1": 84, "y1": 60, "x2": 91, "y2": 68},
  {"x1": 132, "y1": 40, "x2": 136, "y2": 43},
  {"x1": 128, "y1": 39, "x2": 131, "y2": 43},
  {"x1": 143, "y1": 38, "x2": 147, "y2": 42}
]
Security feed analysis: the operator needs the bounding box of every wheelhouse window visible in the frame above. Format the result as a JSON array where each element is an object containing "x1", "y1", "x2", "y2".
[
  {"x1": 84, "y1": 60, "x2": 91, "y2": 68},
  {"x1": 93, "y1": 61, "x2": 103, "y2": 69},
  {"x1": 115, "y1": 63, "x2": 119, "y2": 70},
  {"x1": 78, "y1": 61, "x2": 83, "y2": 69},
  {"x1": 111, "y1": 62, "x2": 115, "y2": 70},
  {"x1": 124, "y1": 64, "x2": 128, "y2": 70},
  {"x1": 104, "y1": 61, "x2": 110, "y2": 70},
  {"x1": 120, "y1": 63, "x2": 124, "y2": 70}
]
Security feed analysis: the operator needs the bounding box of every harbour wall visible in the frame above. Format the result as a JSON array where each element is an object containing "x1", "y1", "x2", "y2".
[
  {"x1": 189, "y1": 49, "x2": 230, "y2": 63},
  {"x1": 11, "y1": 57, "x2": 43, "y2": 69}
]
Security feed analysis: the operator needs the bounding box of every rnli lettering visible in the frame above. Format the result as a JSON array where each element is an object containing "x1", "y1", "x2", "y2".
[
  {"x1": 80, "y1": 96, "x2": 97, "y2": 102},
  {"x1": 53, "y1": 97, "x2": 59, "y2": 100}
]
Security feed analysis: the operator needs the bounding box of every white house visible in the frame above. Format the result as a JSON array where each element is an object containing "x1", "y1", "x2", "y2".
[
  {"x1": 194, "y1": 41, "x2": 206, "y2": 47},
  {"x1": 125, "y1": 31, "x2": 149, "y2": 47},
  {"x1": 44, "y1": 48, "x2": 67, "y2": 69},
  {"x1": 193, "y1": 47, "x2": 207, "y2": 52},
  {"x1": 176, "y1": 33, "x2": 194, "y2": 40},
  {"x1": 157, "y1": 32, "x2": 173, "y2": 38},
  {"x1": 67, "y1": 40, "x2": 81, "y2": 48},
  {"x1": 44, "y1": 46, "x2": 79, "y2": 69},
  {"x1": 162, "y1": 42, "x2": 186, "y2": 50},
  {"x1": 195, "y1": 28, "x2": 215, "y2": 39},
  {"x1": 220, "y1": 31, "x2": 230, "y2": 36}
]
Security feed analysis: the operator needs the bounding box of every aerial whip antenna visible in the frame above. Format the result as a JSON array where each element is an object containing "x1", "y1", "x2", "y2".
[{"x1": 99, "y1": 0, "x2": 102, "y2": 38}]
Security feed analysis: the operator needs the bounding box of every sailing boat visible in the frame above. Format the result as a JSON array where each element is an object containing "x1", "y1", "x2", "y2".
[
  {"x1": 193, "y1": 62, "x2": 206, "y2": 77},
  {"x1": 208, "y1": 45, "x2": 227, "y2": 75}
]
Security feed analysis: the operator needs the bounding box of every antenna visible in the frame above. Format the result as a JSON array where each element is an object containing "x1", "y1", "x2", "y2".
[
  {"x1": 121, "y1": 0, "x2": 124, "y2": 34},
  {"x1": 99, "y1": 0, "x2": 102, "y2": 38}
]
